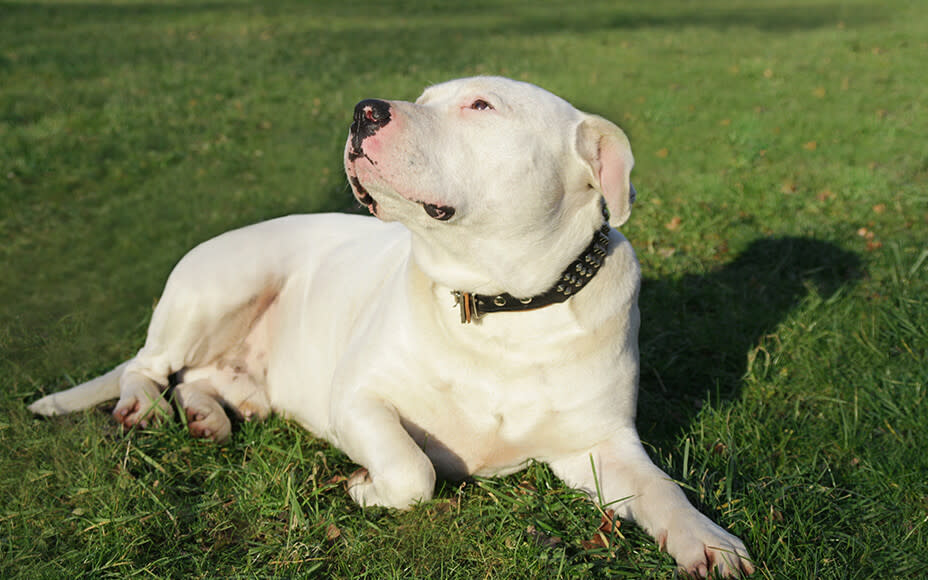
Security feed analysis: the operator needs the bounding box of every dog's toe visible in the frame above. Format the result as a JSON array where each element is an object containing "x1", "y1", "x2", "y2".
[
  {"x1": 187, "y1": 407, "x2": 231, "y2": 442},
  {"x1": 664, "y1": 512, "x2": 754, "y2": 578}
]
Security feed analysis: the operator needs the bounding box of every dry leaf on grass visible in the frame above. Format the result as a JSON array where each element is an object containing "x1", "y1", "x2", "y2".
[
  {"x1": 580, "y1": 510, "x2": 619, "y2": 550},
  {"x1": 781, "y1": 181, "x2": 798, "y2": 194},
  {"x1": 665, "y1": 216, "x2": 682, "y2": 230},
  {"x1": 325, "y1": 523, "x2": 342, "y2": 542}
]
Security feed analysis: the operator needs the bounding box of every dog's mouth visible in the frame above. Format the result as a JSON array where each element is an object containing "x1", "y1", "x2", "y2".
[
  {"x1": 348, "y1": 175, "x2": 378, "y2": 216},
  {"x1": 346, "y1": 157, "x2": 456, "y2": 222},
  {"x1": 422, "y1": 203, "x2": 455, "y2": 221}
]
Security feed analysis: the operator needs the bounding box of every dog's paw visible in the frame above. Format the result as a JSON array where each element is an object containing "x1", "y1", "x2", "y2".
[
  {"x1": 344, "y1": 465, "x2": 435, "y2": 509},
  {"x1": 660, "y1": 511, "x2": 755, "y2": 578},
  {"x1": 185, "y1": 405, "x2": 232, "y2": 442},
  {"x1": 346, "y1": 468, "x2": 375, "y2": 504},
  {"x1": 112, "y1": 392, "x2": 173, "y2": 429},
  {"x1": 28, "y1": 395, "x2": 62, "y2": 416},
  {"x1": 231, "y1": 394, "x2": 271, "y2": 422}
]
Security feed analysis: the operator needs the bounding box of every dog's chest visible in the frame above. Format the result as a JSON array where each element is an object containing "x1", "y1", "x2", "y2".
[{"x1": 395, "y1": 360, "x2": 603, "y2": 477}]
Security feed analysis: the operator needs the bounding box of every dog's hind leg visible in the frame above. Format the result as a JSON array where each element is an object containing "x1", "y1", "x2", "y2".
[
  {"x1": 29, "y1": 361, "x2": 128, "y2": 416},
  {"x1": 175, "y1": 379, "x2": 232, "y2": 442}
]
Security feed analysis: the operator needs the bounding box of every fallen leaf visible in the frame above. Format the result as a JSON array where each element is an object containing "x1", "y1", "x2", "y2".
[
  {"x1": 817, "y1": 189, "x2": 835, "y2": 202},
  {"x1": 581, "y1": 535, "x2": 609, "y2": 550},
  {"x1": 598, "y1": 510, "x2": 619, "y2": 534},
  {"x1": 781, "y1": 181, "x2": 798, "y2": 194},
  {"x1": 867, "y1": 240, "x2": 883, "y2": 251},
  {"x1": 655, "y1": 148, "x2": 669, "y2": 158},
  {"x1": 872, "y1": 203, "x2": 886, "y2": 214},
  {"x1": 428, "y1": 497, "x2": 460, "y2": 515},
  {"x1": 325, "y1": 523, "x2": 341, "y2": 541},
  {"x1": 517, "y1": 480, "x2": 537, "y2": 494},
  {"x1": 719, "y1": 118, "x2": 731, "y2": 126},
  {"x1": 665, "y1": 216, "x2": 682, "y2": 230},
  {"x1": 803, "y1": 141, "x2": 817, "y2": 150},
  {"x1": 658, "y1": 247, "x2": 676, "y2": 258},
  {"x1": 763, "y1": 68, "x2": 774, "y2": 78}
]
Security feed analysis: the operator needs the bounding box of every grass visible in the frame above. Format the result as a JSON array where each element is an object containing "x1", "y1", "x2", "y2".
[{"x1": 1, "y1": 0, "x2": 926, "y2": 577}]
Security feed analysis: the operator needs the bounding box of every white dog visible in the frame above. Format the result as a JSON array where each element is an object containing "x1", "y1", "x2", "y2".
[{"x1": 30, "y1": 77, "x2": 754, "y2": 577}]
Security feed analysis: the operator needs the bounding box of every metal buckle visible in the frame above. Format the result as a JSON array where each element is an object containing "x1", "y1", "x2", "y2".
[{"x1": 452, "y1": 291, "x2": 478, "y2": 324}]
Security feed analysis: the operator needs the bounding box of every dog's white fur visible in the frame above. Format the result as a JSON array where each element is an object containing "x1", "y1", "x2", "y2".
[{"x1": 30, "y1": 77, "x2": 753, "y2": 577}]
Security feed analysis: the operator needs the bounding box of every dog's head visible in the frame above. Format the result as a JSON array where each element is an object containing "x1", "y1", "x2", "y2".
[{"x1": 345, "y1": 76, "x2": 635, "y2": 297}]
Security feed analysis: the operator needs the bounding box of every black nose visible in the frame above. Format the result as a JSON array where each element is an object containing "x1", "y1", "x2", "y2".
[{"x1": 352, "y1": 99, "x2": 392, "y2": 134}]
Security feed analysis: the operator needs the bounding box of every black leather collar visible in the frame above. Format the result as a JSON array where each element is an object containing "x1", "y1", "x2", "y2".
[{"x1": 452, "y1": 201, "x2": 611, "y2": 324}]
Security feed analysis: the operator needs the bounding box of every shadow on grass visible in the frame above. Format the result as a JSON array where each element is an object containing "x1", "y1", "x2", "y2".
[{"x1": 636, "y1": 236, "x2": 862, "y2": 444}]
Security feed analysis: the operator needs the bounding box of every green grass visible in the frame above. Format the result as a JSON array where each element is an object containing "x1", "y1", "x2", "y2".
[{"x1": 1, "y1": 0, "x2": 926, "y2": 577}]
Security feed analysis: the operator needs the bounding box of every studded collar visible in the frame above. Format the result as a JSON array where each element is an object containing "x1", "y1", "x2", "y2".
[{"x1": 452, "y1": 201, "x2": 612, "y2": 324}]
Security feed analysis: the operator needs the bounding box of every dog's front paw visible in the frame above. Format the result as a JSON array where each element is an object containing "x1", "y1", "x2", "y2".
[
  {"x1": 344, "y1": 467, "x2": 434, "y2": 509},
  {"x1": 660, "y1": 511, "x2": 755, "y2": 578}
]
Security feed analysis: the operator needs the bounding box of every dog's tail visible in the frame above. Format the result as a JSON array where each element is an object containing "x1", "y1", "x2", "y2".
[{"x1": 28, "y1": 361, "x2": 128, "y2": 416}]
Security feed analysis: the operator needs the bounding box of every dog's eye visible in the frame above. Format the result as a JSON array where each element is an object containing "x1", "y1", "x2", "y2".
[{"x1": 469, "y1": 99, "x2": 494, "y2": 111}]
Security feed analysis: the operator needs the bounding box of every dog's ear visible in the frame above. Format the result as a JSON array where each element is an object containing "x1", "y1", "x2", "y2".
[{"x1": 575, "y1": 114, "x2": 636, "y2": 227}]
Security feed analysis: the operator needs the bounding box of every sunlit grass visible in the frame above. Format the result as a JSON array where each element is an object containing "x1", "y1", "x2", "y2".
[{"x1": 2, "y1": 0, "x2": 926, "y2": 577}]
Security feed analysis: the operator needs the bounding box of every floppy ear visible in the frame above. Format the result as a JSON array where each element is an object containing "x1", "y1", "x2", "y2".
[{"x1": 575, "y1": 114, "x2": 636, "y2": 227}]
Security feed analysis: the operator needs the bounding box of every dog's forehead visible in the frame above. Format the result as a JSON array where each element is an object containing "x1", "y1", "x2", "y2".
[{"x1": 416, "y1": 76, "x2": 576, "y2": 113}]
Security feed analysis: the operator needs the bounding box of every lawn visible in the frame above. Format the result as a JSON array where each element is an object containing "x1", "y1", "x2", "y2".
[{"x1": 1, "y1": 0, "x2": 926, "y2": 577}]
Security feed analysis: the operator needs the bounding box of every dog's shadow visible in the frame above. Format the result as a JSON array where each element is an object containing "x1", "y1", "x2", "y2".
[{"x1": 634, "y1": 236, "x2": 862, "y2": 444}]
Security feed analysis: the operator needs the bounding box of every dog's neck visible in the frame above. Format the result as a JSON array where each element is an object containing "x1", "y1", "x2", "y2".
[{"x1": 451, "y1": 201, "x2": 611, "y2": 324}]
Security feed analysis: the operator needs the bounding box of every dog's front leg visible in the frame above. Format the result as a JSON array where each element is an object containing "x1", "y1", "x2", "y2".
[
  {"x1": 549, "y1": 431, "x2": 754, "y2": 578},
  {"x1": 334, "y1": 398, "x2": 436, "y2": 510}
]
